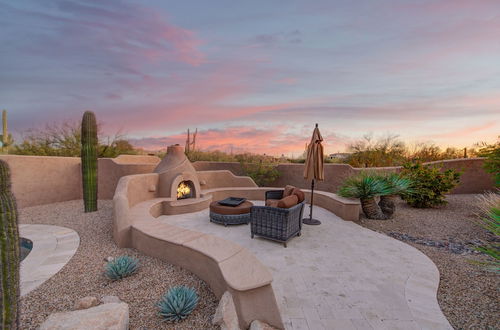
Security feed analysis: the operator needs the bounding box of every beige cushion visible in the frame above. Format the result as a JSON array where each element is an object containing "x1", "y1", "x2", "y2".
[
  {"x1": 265, "y1": 199, "x2": 280, "y2": 207},
  {"x1": 277, "y1": 194, "x2": 299, "y2": 208},
  {"x1": 266, "y1": 199, "x2": 280, "y2": 207},
  {"x1": 291, "y1": 188, "x2": 305, "y2": 203},
  {"x1": 283, "y1": 185, "x2": 295, "y2": 197}
]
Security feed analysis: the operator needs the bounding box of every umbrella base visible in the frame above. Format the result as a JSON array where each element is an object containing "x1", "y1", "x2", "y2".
[{"x1": 302, "y1": 218, "x2": 321, "y2": 225}]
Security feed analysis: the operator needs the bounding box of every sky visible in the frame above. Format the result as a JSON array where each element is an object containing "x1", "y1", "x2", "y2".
[{"x1": 1, "y1": 0, "x2": 499, "y2": 156}]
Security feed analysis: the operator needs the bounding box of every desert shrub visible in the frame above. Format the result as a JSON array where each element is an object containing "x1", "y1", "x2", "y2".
[
  {"x1": 12, "y1": 121, "x2": 136, "y2": 157},
  {"x1": 185, "y1": 150, "x2": 238, "y2": 162},
  {"x1": 476, "y1": 138, "x2": 500, "y2": 187},
  {"x1": 105, "y1": 256, "x2": 139, "y2": 280},
  {"x1": 240, "y1": 161, "x2": 281, "y2": 186},
  {"x1": 158, "y1": 286, "x2": 198, "y2": 322},
  {"x1": 472, "y1": 201, "x2": 500, "y2": 272},
  {"x1": 346, "y1": 134, "x2": 406, "y2": 167},
  {"x1": 475, "y1": 190, "x2": 500, "y2": 219},
  {"x1": 400, "y1": 162, "x2": 460, "y2": 208}
]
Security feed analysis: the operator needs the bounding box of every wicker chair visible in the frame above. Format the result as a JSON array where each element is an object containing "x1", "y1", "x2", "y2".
[{"x1": 250, "y1": 190, "x2": 305, "y2": 247}]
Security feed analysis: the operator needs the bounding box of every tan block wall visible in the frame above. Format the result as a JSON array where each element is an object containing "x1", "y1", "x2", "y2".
[
  {"x1": 197, "y1": 170, "x2": 257, "y2": 190},
  {"x1": 194, "y1": 158, "x2": 495, "y2": 194},
  {"x1": 193, "y1": 161, "x2": 246, "y2": 175},
  {"x1": 2, "y1": 155, "x2": 493, "y2": 209},
  {"x1": 0, "y1": 155, "x2": 160, "y2": 208},
  {"x1": 0, "y1": 155, "x2": 82, "y2": 208}
]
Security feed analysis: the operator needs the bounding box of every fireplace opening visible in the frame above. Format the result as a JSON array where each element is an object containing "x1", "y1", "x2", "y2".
[{"x1": 177, "y1": 181, "x2": 195, "y2": 199}]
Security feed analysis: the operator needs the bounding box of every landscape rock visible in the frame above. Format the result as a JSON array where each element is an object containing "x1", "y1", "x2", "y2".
[
  {"x1": 250, "y1": 320, "x2": 278, "y2": 330},
  {"x1": 212, "y1": 291, "x2": 240, "y2": 330},
  {"x1": 102, "y1": 295, "x2": 122, "y2": 304},
  {"x1": 40, "y1": 302, "x2": 129, "y2": 330},
  {"x1": 75, "y1": 296, "x2": 99, "y2": 310},
  {"x1": 388, "y1": 232, "x2": 476, "y2": 254},
  {"x1": 104, "y1": 256, "x2": 114, "y2": 262}
]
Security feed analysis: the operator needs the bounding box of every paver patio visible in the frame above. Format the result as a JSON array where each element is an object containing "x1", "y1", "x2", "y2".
[
  {"x1": 160, "y1": 201, "x2": 453, "y2": 330},
  {"x1": 19, "y1": 224, "x2": 80, "y2": 296}
]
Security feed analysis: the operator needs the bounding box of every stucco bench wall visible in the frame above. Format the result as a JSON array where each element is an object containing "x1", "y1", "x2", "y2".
[{"x1": 113, "y1": 173, "x2": 284, "y2": 329}]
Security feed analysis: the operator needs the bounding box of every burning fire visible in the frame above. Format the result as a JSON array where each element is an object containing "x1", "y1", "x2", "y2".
[{"x1": 177, "y1": 181, "x2": 192, "y2": 199}]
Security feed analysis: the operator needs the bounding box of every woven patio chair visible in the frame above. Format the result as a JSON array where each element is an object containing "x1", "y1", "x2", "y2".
[{"x1": 250, "y1": 190, "x2": 305, "y2": 247}]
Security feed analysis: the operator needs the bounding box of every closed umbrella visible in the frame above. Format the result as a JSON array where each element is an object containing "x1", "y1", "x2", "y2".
[{"x1": 303, "y1": 123, "x2": 324, "y2": 225}]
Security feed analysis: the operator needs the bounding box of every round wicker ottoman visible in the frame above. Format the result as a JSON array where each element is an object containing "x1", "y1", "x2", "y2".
[{"x1": 209, "y1": 200, "x2": 254, "y2": 226}]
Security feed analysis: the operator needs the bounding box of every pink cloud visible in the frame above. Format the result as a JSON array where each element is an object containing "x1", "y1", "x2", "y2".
[
  {"x1": 130, "y1": 125, "x2": 348, "y2": 156},
  {"x1": 426, "y1": 122, "x2": 497, "y2": 140}
]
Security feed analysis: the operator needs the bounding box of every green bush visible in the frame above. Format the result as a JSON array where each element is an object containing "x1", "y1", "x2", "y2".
[
  {"x1": 477, "y1": 139, "x2": 500, "y2": 187},
  {"x1": 240, "y1": 161, "x2": 281, "y2": 186},
  {"x1": 400, "y1": 162, "x2": 460, "y2": 208},
  {"x1": 158, "y1": 286, "x2": 198, "y2": 322},
  {"x1": 105, "y1": 256, "x2": 139, "y2": 280}
]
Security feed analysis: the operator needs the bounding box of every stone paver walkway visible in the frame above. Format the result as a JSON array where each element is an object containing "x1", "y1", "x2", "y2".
[
  {"x1": 160, "y1": 202, "x2": 452, "y2": 330},
  {"x1": 19, "y1": 224, "x2": 79, "y2": 296}
]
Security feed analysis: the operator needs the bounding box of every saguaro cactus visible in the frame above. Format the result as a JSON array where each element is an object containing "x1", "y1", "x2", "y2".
[
  {"x1": 1, "y1": 110, "x2": 13, "y2": 153},
  {"x1": 0, "y1": 159, "x2": 20, "y2": 329},
  {"x1": 81, "y1": 111, "x2": 98, "y2": 212}
]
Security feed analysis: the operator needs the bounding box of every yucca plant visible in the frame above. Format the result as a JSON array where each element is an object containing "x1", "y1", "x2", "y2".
[
  {"x1": 378, "y1": 173, "x2": 413, "y2": 218},
  {"x1": 158, "y1": 286, "x2": 198, "y2": 322},
  {"x1": 338, "y1": 173, "x2": 392, "y2": 220},
  {"x1": 105, "y1": 256, "x2": 139, "y2": 280}
]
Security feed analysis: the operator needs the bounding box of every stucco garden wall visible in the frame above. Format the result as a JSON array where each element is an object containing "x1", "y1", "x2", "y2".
[
  {"x1": 1, "y1": 155, "x2": 493, "y2": 209},
  {"x1": 193, "y1": 158, "x2": 495, "y2": 194},
  {"x1": 0, "y1": 155, "x2": 160, "y2": 208}
]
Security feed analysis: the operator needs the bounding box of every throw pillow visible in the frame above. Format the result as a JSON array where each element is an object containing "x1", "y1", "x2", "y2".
[{"x1": 278, "y1": 194, "x2": 299, "y2": 208}]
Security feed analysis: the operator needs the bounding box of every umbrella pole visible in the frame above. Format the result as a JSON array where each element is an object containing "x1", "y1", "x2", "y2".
[{"x1": 303, "y1": 179, "x2": 321, "y2": 225}]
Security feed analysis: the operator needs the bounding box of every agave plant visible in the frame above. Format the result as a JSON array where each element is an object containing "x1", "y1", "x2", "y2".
[
  {"x1": 378, "y1": 173, "x2": 413, "y2": 218},
  {"x1": 158, "y1": 286, "x2": 199, "y2": 322},
  {"x1": 338, "y1": 173, "x2": 392, "y2": 220},
  {"x1": 105, "y1": 256, "x2": 139, "y2": 280}
]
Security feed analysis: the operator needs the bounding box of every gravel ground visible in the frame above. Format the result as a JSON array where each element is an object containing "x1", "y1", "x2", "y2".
[
  {"x1": 19, "y1": 200, "x2": 218, "y2": 330},
  {"x1": 359, "y1": 194, "x2": 499, "y2": 330}
]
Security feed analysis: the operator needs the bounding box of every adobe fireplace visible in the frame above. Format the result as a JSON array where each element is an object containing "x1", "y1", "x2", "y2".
[{"x1": 153, "y1": 144, "x2": 201, "y2": 199}]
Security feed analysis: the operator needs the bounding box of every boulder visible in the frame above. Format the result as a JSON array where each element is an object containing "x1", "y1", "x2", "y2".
[
  {"x1": 75, "y1": 296, "x2": 99, "y2": 310},
  {"x1": 40, "y1": 302, "x2": 129, "y2": 330},
  {"x1": 250, "y1": 320, "x2": 278, "y2": 330},
  {"x1": 212, "y1": 291, "x2": 240, "y2": 330}
]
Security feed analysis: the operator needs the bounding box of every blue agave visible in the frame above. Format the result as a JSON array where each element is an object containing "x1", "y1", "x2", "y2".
[
  {"x1": 105, "y1": 256, "x2": 139, "y2": 280},
  {"x1": 158, "y1": 286, "x2": 199, "y2": 322}
]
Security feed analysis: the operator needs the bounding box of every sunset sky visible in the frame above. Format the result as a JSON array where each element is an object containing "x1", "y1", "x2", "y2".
[{"x1": 1, "y1": 0, "x2": 499, "y2": 156}]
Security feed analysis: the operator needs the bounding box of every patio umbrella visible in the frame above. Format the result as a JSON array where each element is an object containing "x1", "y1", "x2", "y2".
[{"x1": 303, "y1": 123, "x2": 324, "y2": 225}]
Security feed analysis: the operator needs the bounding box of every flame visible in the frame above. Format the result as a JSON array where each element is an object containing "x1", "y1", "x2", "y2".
[{"x1": 177, "y1": 181, "x2": 192, "y2": 199}]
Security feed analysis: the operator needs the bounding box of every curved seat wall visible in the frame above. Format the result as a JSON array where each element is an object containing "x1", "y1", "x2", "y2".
[
  {"x1": 113, "y1": 172, "x2": 361, "y2": 328},
  {"x1": 114, "y1": 174, "x2": 284, "y2": 329}
]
